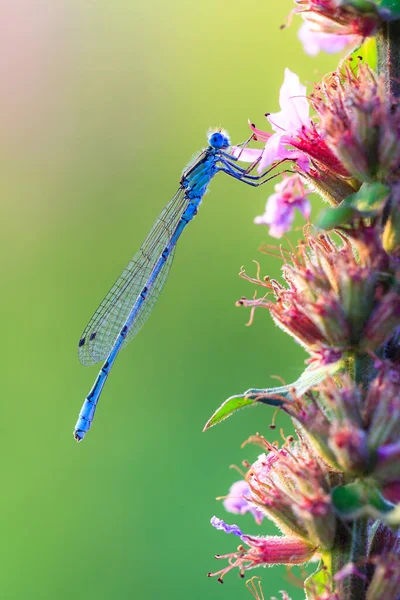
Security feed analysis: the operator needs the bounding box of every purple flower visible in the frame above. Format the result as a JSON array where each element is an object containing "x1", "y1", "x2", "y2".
[
  {"x1": 298, "y1": 21, "x2": 359, "y2": 56},
  {"x1": 223, "y1": 480, "x2": 264, "y2": 524},
  {"x1": 254, "y1": 174, "x2": 311, "y2": 238},
  {"x1": 210, "y1": 516, "x2": 243, "y2": 537}
]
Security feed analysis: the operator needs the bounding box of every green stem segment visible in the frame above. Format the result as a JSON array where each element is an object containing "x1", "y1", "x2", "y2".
[{"x1": 376, "y1": 20, "x2": 400, "y2": 98}]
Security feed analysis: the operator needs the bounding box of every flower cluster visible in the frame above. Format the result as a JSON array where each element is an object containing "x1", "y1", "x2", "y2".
[
  {"x1": 234, "y1": 67, "x2": 360, "y2": 237},
  {"x1": 236, "y1": 60, "x2": 400, "y2": 238},
  {"x1": 207, "y1": 222, "x2": 400, "y2": 594},
  {"x1": 206, "y1": 1, "x2": 400, "y2": 598},
  {"x1": 209, "y1": 433, "x2": 334, "y2": 582}
]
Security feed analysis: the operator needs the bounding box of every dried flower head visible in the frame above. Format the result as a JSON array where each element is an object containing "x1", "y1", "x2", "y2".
[
  {"x1": 238, "y1": 229, "x2": 400, "y2": 363},
  {"x1": 313, "y1": 63, "x2": 400, "y2": 183},
  {"x1": 243, "y1": 434, "x2": 336, "y2": 549}
]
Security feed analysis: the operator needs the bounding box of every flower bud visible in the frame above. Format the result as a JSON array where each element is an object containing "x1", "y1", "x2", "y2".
[
  {"x1": 328, "y1": 422, "x2": 370, "y2": 474},
  {"x1": 383, "y1": 188, "x2": 400, "y2": 257}
]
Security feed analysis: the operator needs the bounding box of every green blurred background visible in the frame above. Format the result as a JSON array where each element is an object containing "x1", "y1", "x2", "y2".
[{"x1": 1, "y1": 2, "x2": 339, "y2": 599}]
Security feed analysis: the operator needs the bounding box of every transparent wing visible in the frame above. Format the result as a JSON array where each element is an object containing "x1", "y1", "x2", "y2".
[{"x1": 78, "y1": 187, "x2": 188, "y2": 366}]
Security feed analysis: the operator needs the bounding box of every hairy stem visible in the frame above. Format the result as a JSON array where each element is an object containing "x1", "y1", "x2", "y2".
[
  {"x1": 331, "y1": 519, "x2": 369, "y2": 600},
  {"x1": 328, "y1": 352, "x2": 373, "y2": 598},
  {"x1": 376, "y1": 20, "x2": 400, "y2": 98}
]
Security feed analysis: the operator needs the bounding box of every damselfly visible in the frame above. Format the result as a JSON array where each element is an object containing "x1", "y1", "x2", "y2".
[{"x1": 74, "y1": 129, "x2": 271, "y2": 441}]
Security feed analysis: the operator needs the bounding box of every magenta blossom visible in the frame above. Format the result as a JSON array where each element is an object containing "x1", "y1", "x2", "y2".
[
  {"x1": 209, "y1": 516, "x2": 317, "y2": 582},
  {"x1": 254, "y1": 174, "x2": 311, "y2": 238},
  {"x1": 231, "y1": 68, "x2": 350, "y2": 191},
  {"x1": 223, "y1": 480, "x2": 264, "y2": 524},
  {"x1": 298, "y1": 21, "x2": 360, "y2": 56}
]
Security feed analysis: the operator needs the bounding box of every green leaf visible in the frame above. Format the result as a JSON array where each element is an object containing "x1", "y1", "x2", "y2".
[
  {"x1": 342, "y1": 0, "x2": 400, "y2": 18},
  {"x1": 305, "y1": 560, "x2": 330, "y2": 599},
  {"x1": 203, "y1": 363, "x2": 340, "y2": 431},
  {"x1": 341, "y1": 0, "x2": 379, "y2": 13},
  {"x1": 349, "y1": 182, "x2": 390, "y2": 212},
  {"x1": 350, "y1": 37, "x2": 377, "y2": 70},
  {"x1": 376, "y1": 0, "x2": 400, "y2": 19},
  {"x1": 332, "y1": 482, "x2": 365, "y2": 517},
  {"x1": 317, "y1": 183, "x2": 390, "y2": 231},
  {"x1": 202, "y1": 394, "x2": 261, "y2": 431},
  {"x1": 316, "y1": 204, "x2": 358, "y2": 230},
  {"x1": 332, "y1": 481, "x2": 395, "y2": 520}
]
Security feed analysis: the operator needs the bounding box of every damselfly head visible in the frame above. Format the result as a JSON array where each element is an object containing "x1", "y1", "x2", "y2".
[{"x1": 207, "y1": 128, "x2": 230, "y2": 149}]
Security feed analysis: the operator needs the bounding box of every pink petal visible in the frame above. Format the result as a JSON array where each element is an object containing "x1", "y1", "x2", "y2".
[
  {"x1": 249, "y1": 120, "x2": 271, "y2": 142},
  {"x1": 298, "y1": 21, "x2": 359, "y2": 56},
  {"x1": 254, "y1": 193, "x2": 295, "y2": 239},
  {"x1": 230, "y1": 146, "x2": 263, "y2": 163},
  {"x1": 268, "y1": 69, "x2": 310, "y2": 134},
  {"x1": 295, "y1": 196, "x2": 311, "y2": 220},
  {"x1": 259, "y1": 133, "x2": 285, "y2": 172},
  {"x1": 258, "y1": 135, "x2": 310, "y2": 174}
]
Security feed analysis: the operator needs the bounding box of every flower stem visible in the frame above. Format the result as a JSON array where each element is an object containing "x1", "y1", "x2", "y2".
[
  {"x1": 331, "y1": 519, "x2": 369, "y2": 600},
  {"x1": 376, "y1": 20, "x2": 400, "y2": 98},
  {"x1": 328, "y1": 352, "x2": 373, "y2": 598}
]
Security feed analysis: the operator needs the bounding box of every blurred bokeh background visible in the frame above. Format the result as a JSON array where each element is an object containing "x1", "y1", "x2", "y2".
[{"x1": 0, "y1": 2, "x2": 340, "y2": 599}]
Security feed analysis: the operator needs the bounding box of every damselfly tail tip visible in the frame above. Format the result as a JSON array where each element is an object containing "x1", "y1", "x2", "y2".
[{"x1": 73, "y1": 429, "x2": 85, "y2": 442}]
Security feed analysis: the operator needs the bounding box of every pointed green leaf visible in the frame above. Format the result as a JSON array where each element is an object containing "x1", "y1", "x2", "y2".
[
  {"x1": 202, "y1": 394, "x2": 261, "y2": 431},
  {"x1": 316, "y1": 204, "x2": 358, "y2": 230},
  {"x1": 203, "y1": 362, "x2": 342, "y2": 431}
]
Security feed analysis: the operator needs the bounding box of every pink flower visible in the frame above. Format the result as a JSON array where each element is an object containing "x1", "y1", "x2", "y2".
[
  {"x1": 258, "y1": 68, "x2": 311, "y2": 173},
  {"x1": 298, "y1": 21, "x2": 360, "y2": 56},
  {"x1": 233, "y1": 69, "x2": 349, "y2": 184},
  {"x1": 254, "y1": 174, "x2": 311, "y2": 238}
]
